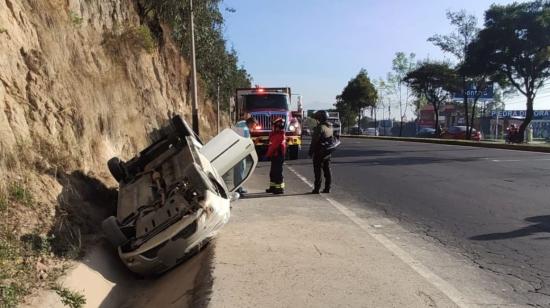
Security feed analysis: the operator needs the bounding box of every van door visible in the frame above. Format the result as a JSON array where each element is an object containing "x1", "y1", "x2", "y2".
[{"x1": 200, "y1": 129, "x2": 258, "y2": 191}]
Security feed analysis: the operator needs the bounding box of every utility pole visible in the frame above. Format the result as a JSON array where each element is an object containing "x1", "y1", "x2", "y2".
[{"x1": 190, "y1": 0, "x2": 200, "y2": 136}]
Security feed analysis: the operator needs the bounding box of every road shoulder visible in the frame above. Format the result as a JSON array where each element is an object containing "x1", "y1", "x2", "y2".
[{"x1": 208, "y1": 164, "x2": 459, "y2": 308}]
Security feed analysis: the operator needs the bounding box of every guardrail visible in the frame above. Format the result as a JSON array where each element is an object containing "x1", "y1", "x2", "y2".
[{"x1": 342, "y1": 135, "x2": 550, "y2": 153}]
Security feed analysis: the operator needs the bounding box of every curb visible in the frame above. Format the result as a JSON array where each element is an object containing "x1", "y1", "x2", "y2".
[{"x1": 342, "y1": 135, "x2": 550, "y2": 153}]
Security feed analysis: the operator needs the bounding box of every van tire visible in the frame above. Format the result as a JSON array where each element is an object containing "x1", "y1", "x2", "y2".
[{"x1": 102, "y1": 216, "x2": 127, "y2": 247}]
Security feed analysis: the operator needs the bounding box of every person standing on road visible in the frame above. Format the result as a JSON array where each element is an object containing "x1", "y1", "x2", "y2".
[
  {"x1": 265, "y1": 117, "x2": 286, "y2": 195},
  {"x1": 309, "y1": 110, "x2": 334, "y2": 194},
  {"x1": 233, "y1": 115, "x2": 257, "y2": 194}
]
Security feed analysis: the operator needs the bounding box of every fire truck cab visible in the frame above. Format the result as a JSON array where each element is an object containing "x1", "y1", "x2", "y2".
[{"x1": 235, "y1": 87, "x2": 302, "y2": 160}]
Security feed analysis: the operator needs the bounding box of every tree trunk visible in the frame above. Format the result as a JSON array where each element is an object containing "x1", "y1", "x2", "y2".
[
  {"x1": 357, "y1": 108, "x2": 361, "y2": 132},
  {"x1": 463, "y1": 77, "x2": 470, "y2": 140},
  {"x1": 519, "y1": 96, "x2": 535, "y2": 142},
  {"x1": 374, "y1": 106, "x2": 377, "y2": 134},
  {"x1": 433, "y1": 102, "x2": 440, "y2": 135},
  {"x1": 470, "y1": 98, "x2": 478, "y2": 138}
]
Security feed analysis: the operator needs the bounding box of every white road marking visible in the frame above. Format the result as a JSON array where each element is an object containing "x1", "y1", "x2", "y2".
[
  {"x1": 492, "y1": 158, "x2": 550, "y2": 162},
  {"x1": 287, "y1": 166, "x2": 469, "y2": 308}
]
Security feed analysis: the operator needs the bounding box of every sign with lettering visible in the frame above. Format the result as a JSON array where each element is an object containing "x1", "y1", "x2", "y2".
[
  {"x1": 454, "y1": 83, "x2": 494, "y2": 100},
  {"x1": 490, "y1": 110, "x2": 550, "y2": 119}
]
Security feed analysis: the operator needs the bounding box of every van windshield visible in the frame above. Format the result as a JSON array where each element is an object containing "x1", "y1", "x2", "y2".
[{"x1": 222, "y1": 154, "x2": 255, "y2": 192}]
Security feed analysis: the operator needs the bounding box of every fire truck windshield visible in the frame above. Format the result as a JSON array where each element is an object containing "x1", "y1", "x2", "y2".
[{"x1": 244, "y1": 94, "x2": 288, "y2": 110}]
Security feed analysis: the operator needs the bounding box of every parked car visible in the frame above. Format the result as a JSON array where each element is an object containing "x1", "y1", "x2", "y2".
[
  {"x1": 102, "y1": 115, "x2": 258, "y2": 276},
  {"x1": 441, "y1": 126, "x2": 482, "y2": 141},
  {"x1": 416, "y1": 128, "x2": 438, "y2": 138},
  {"x1": 349, "y1": 127, "x2": 364, "y2": 135},
  {"x1": 365, "y1": 128, "x2": 379, "y2": 136}
]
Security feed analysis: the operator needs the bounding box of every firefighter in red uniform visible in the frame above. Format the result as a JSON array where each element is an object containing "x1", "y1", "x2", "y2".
[{"x1": 265, "y1": 117, "x2": 286, "y2": 194}]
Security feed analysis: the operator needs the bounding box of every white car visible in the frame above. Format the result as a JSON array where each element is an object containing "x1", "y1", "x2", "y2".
[
  {"x1": 365, "y1": 128, "x2": 379, "y2": 136},
  {"x1": 102, "y1": 115, "x2": 258, "y2": 275}
]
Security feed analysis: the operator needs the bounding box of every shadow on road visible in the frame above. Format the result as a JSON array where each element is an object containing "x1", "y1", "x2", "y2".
[
  {"x1": 470, "y1": 215, "x2": 550, "y2": 241},
  {"x1": 330, "y1": 155, "x2": 486, "y2": 167},
  {"x1": 240, "y1": 192, "x2": 313, "y2": 199}
]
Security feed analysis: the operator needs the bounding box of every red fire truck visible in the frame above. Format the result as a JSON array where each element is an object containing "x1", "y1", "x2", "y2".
[{"x1": 235, "y1": 87, "x2": 302, "y2": 160}]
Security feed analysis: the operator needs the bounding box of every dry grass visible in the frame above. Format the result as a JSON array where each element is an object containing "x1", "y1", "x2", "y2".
[
  {"x1": 102, "y1": 24, "x2": 157, "y2": 60},
  {"x1": 68, "y1": 11, "x2": 83, "y2": 27},
  {"x1": 0, "y1": 135, "x2": 80, "y2": 307},
  {"x1": 0, "y1": 179, "x2": 64, "y2": 308}
]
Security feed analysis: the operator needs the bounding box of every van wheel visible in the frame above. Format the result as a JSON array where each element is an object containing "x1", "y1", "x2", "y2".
[
  {"x1": 107, "y1": 157, "x2": 125, "y2": 182},
  {"x1": 288, "y1": 145, "x2": 299, "y2": 160},
  {"x1": 102, "y1": 216, "x2": 127, "y2": 247}
]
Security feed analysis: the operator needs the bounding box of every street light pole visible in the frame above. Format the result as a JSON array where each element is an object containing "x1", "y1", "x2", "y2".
[{"x1": 190, "y1": 0, "x2": 200, "y2": 136}]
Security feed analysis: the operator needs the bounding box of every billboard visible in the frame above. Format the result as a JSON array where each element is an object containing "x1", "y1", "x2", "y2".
[{"x1": 491, "y1": 110, "x2": 550, "y2": 119}]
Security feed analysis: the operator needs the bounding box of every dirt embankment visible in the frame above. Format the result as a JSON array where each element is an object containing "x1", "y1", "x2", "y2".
[{"x1": 0, "y1": 0, "x2": 219, "y2": 306}]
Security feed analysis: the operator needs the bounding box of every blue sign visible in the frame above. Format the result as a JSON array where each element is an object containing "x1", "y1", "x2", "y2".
[
  {"x1": 454, "y1": 83, "x2": 494, "y2": 100},
  {"x1": 491, "y1": 110, "x2": 550, "y2": 119}
]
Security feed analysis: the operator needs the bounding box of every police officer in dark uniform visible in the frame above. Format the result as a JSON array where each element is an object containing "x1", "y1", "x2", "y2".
[{"x1": 309, "y1": 110, "x2": 333, "y2": 194}]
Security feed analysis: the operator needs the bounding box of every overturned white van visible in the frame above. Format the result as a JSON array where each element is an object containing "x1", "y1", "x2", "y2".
[{"x1": 102, "y1": 115, "x2": 257, "y2": 275}]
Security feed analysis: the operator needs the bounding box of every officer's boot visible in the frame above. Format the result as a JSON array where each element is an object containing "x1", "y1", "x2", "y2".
[
  {"x1": 265, "y1": 183, "x2": 275, "y2": 193},
  {"x1": 311, "y1": 185, "x2": 321, "y2": 194},
  {"x1": 272, "y1": 183, "x2": 284, "y2": 195}
]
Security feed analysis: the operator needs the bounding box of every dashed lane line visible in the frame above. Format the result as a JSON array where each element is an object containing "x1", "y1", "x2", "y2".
[{"x1": 287, "y1": 165, "x2": 469, "y2": 308}]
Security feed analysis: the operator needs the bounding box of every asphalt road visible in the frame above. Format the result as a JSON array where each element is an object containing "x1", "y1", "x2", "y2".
[{"x1": 290, "y1": 137, "x2": 550, "y2": 307}]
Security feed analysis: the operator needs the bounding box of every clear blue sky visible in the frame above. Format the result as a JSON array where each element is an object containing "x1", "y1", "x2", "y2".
[{"x1": 222, "y1": 0, "x2": 549, "y2": 114}]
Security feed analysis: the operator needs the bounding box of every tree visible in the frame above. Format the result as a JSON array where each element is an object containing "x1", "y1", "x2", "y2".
[
  {"x1": 428, "y1": 10, "x2": 480, "y2": 139},
  {"x1": 387, "y1": 52, "x2": 416, "y2": 136},
  {"x1": 403, "y1": 62, "x2": 460, "y2": 134},
  {"x1": 458, "y1": 49, "x2": 495, "y2": 138},
  {"x1": 136, "y1": 0, "x2": 252, "y2": 106},
  {"x1": 338, "y1": 69, "x2": 378, "y2": 129},
  {"x1": 466, "y1": 0, "x2": 550, "y2": 140},
  {"x1": 334, "y1": 95, "x2": 357, "y2": 132}
]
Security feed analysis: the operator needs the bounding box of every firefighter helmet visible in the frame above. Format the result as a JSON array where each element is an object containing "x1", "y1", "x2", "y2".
[{"x1": 272, "y1": 117, "x2": 285, "y2": 130}]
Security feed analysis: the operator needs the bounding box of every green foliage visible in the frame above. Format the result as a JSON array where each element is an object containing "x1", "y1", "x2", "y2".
[
  {"x1": 430, "y1": 10, "x2": 481, "y2": 138},
  {"x1": 465, "y1": 0, "x2": 550, "y2": 135},
  {"x1": 0, "y1": 194, "x2": 7, "y2": 212},
  {"x1": 126, "y1": 25, "x2": 156, "y2": 54},
  {"x1": 136, "y1": 0, "x2": 251, "y2": 104},
  {"x1": 69, "y1": 11, "x2": 83, "y2": 26},
  {"x1": 20, "y1": 234, "x2": 54, "y2": 256},
  {"x1": 428, "y1": 10, "x2": 479, "y2": 62},
  {"x1": 0, "y1": 283, "x2": 24, "y2": 308},
  {"x1": 54, "y1": 285, "x2": 86, "y2": 308},
  {"x1": 0, "y1": 236, "x2": 26, "y2": 307},
  {"x1": 340, "y1": 69, "x2": 378, "y2": 112},
  {"x1": 7, "y1": 182, "x2": 33, "y2": 208},
  {"x1": 403, "y1": 61, "x2": 460, "y2": 131},
  {"x1": 335, "y1": 69, "x2": 378, "y2": 129},
  {"x1": 103, "y1": 25, "x2": 157, "y2": 56},
  {"x1": 334, "y1": 96, "x2": 358, "y2": 130},
  {"x1": 387, "y1": 52, "x2": 417, "y2": 135}
]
